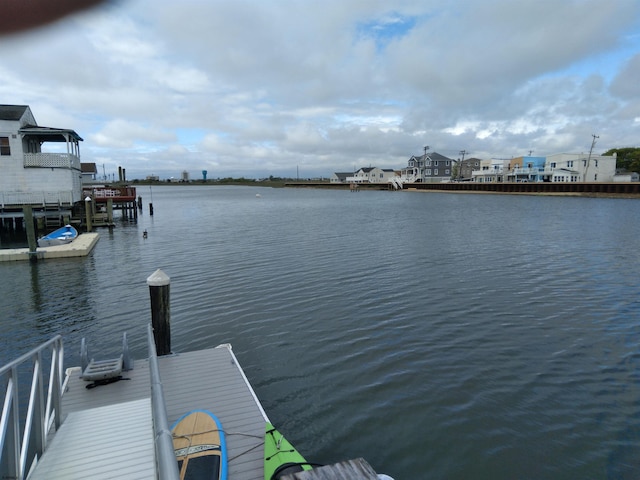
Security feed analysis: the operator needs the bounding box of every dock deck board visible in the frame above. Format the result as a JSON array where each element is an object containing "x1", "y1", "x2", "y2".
[
  {"x1": 30, "y1": 398, "x2": 155, "y2": 480},
  {"x1": 37, "y1": 344, "x2": 267, "y2": 480}
]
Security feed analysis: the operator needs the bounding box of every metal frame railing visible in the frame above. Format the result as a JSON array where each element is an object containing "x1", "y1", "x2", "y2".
[
  {"x1": 0, "y1": 336, "x2": 64, "y2": 480},
  {"x1": 147, "y1": 324, "x2": 180, "y2": 480}
]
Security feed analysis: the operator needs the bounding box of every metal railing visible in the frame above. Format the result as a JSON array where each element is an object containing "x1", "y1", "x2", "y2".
[
  {"x1": 0, "y1": 336, "x2": 64, "y2": 480},
  {"x1": 147, "y1": 324, "x2": 180, "y2": 480}
]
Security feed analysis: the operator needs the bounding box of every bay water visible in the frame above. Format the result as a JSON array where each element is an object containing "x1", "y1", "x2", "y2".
[{"x1": 1, "y1": 185, "x2": 639, "y2": 478}]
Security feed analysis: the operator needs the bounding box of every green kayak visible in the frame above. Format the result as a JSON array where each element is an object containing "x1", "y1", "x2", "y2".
[{"x1": 264, "y1": 422, "x2": 313, "y2": 480}]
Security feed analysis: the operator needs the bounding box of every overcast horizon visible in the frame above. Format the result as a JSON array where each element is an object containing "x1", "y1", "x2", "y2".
[{"x1": 1, "y1": 0, "x2": 639, "y2": 181}]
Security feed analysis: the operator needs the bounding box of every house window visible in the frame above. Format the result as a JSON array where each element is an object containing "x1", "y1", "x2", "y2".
[
  {"x1": 0, "y1": 137, "x2": 9, "y2": 155},
  {"x1": 550, "y1": 162, "x2": 556, "y2": 168},
  {"x1": 567, "y1": 160, "x2": 573, "y2": 167},
  {"x1": 379, "y1": 173, "x2": 383, "y2": 178},
  {"x1": 445, "y1": 169, "x2": 450, "y2": 174},
  {"x1": 434, "y1": 161, "x2": 438, "y2": 166},
  {"x1": 434, "y1": 169, "x2": 439, "y2": 175},
  {"x1": 425, "y1": 169, "x2": 431, "y2": 175},
  {"x1": 594, "y1": 160, "x2": 598, "y2": 167}
]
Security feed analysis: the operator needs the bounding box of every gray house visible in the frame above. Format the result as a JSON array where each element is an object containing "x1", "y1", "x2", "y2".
[{"x1": 401, "y1": 151, "x2": 453, "y2": 183}]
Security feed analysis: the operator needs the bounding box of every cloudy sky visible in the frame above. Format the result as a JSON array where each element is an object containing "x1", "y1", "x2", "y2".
[{"x1": 1, "y1": 0, "x2": 639, "y2": 180}]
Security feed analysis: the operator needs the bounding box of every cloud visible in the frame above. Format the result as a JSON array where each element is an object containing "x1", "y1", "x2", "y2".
[{"x1": 1, "y1": 0, "x2": 639, "y2": 178}]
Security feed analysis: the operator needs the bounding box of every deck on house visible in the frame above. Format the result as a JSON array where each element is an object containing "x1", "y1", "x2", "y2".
[{"x1": 30, "y1": 345, "x2": 267, "y2": 480}]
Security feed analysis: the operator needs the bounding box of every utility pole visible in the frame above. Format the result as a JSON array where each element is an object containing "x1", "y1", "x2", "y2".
[
  {"x1": 422, "y1": 145, "x2": 429, "y2": 182},
  {"x1": 458, "y1": 150, "x2": 467, "y2": 180},
  {"x1": 584, "y1": 134, "x2": 599, "y2": 182}
]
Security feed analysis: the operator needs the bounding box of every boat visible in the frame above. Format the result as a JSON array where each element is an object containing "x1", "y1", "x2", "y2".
[
  {"x1": 172, "y1": 409, "x2": 228, "y2": 480},
  {"x1": 264, "y1": 422, "x2": 314, "y2": 480},
  {"x1": 37, "y1": 224, "x2": 78, "y2": 247}
]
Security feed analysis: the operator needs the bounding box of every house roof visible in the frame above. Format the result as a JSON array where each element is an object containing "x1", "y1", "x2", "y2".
[
  {"x1": 81, "y1": 162, "x2": 97, "y2": 174},
  {"x1": 19, "y1": 125, "x2": 83, "y2": 142},
  {"x1": 410, "y1": 151, "x2": 453, "y2": 162},
  {"x1": 0, "y1": 105, "x2": 29, "y2": 121}
]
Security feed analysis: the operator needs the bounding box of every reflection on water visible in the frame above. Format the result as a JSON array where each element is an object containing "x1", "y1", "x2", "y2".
[{"x1": 1, "y1": 186, "x2": 640, "y2": 478}]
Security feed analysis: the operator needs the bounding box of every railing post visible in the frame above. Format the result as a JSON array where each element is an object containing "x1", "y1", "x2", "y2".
[{"x1": 147, "y1": 269, "x2": 171, "y2": 356}]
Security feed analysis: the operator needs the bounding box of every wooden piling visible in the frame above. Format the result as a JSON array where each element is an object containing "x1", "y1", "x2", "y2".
[
  {"x1": 147, "y1": 269, "x2": 171, "y2": 356},
  {"x1": 23, "y1": 205, "x2": 37, "y2": 262},
  {"x1": 84, "y1": 197, "x2": 92, "y2": 232},
  {"x1": 107, "y1": 199, "x2": 114, "y2": 230}
]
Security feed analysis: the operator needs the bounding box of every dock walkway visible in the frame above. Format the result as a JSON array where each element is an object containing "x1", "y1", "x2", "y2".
[
  {"x1": 0, "y1": 232, "x2": 99, "y2": 262},
  {"x1": 30, "y1": 345, "x2": 267, "y2": 480}
]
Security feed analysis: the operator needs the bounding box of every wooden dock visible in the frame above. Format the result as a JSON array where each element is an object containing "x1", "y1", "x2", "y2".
[{"x1": 30, "y1": 344, "x2": 268, "y2": 479}]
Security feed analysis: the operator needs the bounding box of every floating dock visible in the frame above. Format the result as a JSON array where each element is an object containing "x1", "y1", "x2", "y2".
[
  {"x1": 1, "y1": 270, "x2": 387, "y2": 480},
  {"x1": 0, "y1": 232, "x2": 99, "y2": 262},
  {"x1": 29, "y1": 343, "x2": 267, "y2": 480}
]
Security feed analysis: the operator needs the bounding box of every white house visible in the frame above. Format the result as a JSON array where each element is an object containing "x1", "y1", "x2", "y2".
[
  {"x1": 472, "y1": 153, "x2": 617, "y2": 183},
  {"x1": 0, "y1": 105, "x2": 83, "y2": 207},
  {"x1": 545, "y1": 153, "x2": 616, "y2": 183},
  {"x1": 330, "y1": 172, "x2": 352, "y2": 183},
  {"x1": 472, "y1": 159, "x2": 510, "y2": 183},
  {"x1": 346, "y1": 167, "x2": 396, "y2": 184}
]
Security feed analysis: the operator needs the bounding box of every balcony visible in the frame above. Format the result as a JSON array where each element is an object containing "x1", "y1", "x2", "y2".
[{"x1": 23, "y1": 153, "x2": 81, "y2": 170}]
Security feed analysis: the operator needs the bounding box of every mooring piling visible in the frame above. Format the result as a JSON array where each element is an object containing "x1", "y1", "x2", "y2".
[{"x1": 147, "y1": 269, "x2": 171, "y2": 355}]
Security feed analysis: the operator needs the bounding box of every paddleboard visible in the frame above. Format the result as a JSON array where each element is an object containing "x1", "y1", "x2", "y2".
[
  {"x1": 264, "y1": 422, "x2": 313, "y2": 480},
  {"x1": 171, "y1": 409, "x2": 227, "y2": 480}
]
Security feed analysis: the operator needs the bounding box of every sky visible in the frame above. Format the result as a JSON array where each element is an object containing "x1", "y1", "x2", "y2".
[{"x1": 1, "y1": 0, "x2": 639, "y2": 180}]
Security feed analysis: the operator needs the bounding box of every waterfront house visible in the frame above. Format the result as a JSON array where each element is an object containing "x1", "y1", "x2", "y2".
[
  {"x1": 613, "y1": 170, "x2": 639, "y2": 182},
  {"x1": 401, "y1": 151, "x2": 453, "y2": 183},
  {"x1": 346, "y1": 167, "x2": 397, "y2": 184},
  {"x1": 456, "y1": 157, "x2": 481, "y2": 181},
  {"x1": 472, "y1": 159, "x2": 510, "y2": 183},
  {"x1": 330, "y1": 172, "x2": 352, "y2": 183},
  {"x1": 0, "y1": 104, "x2": 83, "y2": 207},
  {"x1": 545, "y1": 152, "x2": 616, "y2": 183},
  {"x1": 505, "y1": 156, "x2": 547, "y2": 182},
  {"x1": 81, "y1": 162, "x2": 98, "y2": 184},
  {"x1": 472, "y1": 153, "x2": 617, "y2": 183}
]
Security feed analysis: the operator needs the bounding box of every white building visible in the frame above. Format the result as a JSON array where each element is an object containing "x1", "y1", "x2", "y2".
[
  {"x1": 545, "y1": 153, "x2": 616, "y2": 183},
  {"x1": 472, "y1": 153, "x2": 617, "y2": 183},
  {"x1": 330, "y1": 172, "x2": 352, "y2": 183},
  {"x1": 0, "y1": 105, "x2": 83, "y2": 207},
  {"x1": 346, "y1": 167, "x2": 396, "y2": 184},
  {"x1": 472, "y1": 159, "x2": 510, "y2": 183}
]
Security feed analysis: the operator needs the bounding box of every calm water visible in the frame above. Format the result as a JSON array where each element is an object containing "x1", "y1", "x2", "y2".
[{"x1": 1, "y1": 185, "x2": 639, "y2": 478}]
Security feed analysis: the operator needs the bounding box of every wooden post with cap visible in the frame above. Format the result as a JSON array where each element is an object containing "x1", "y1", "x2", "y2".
[{"x1": 147, "y1": 269, "x2": 171, "y2": 355}]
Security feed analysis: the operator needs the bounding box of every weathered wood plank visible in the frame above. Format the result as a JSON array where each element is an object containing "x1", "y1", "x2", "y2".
[{"x1": 281, "y1": 458, "x2": 379, "y2": 480}]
